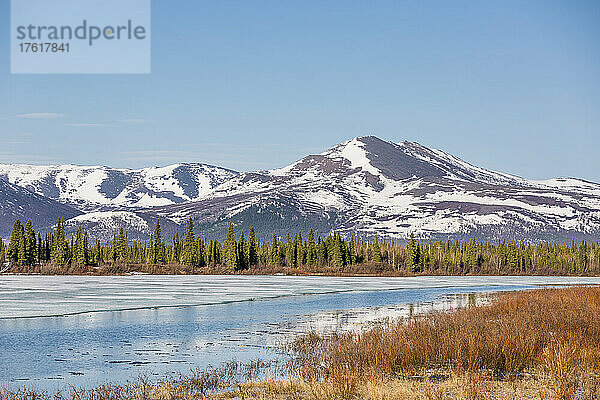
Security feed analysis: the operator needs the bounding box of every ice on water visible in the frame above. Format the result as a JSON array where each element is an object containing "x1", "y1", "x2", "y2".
[{"x1": 2, "y1": 275, "x2": 600, "y2": 319}]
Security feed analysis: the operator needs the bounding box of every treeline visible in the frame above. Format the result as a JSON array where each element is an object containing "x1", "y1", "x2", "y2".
[{"x1": 1, "y1": 218, "x2": 599, "y2": 275}]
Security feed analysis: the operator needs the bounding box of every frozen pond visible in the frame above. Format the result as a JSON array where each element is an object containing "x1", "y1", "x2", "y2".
[{"x1": 0, "y1": 275, "x2": 599, "y2": 391}]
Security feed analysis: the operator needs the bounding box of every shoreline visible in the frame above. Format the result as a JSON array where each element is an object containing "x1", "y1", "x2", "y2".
[{"x1": 3, "y1": 267, "x2": 600, "y2": 278}]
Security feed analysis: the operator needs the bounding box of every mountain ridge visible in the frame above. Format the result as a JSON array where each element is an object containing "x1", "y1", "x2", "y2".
[
  {"x1": 144, "y1": 136, "x2": 600, "y2": 242},
  {"x1": 0, "y1": 162, "x2": 239, "y2": 211},
  {"x1": 0, "y1": 136, "x2": 598, "y2": 242}
]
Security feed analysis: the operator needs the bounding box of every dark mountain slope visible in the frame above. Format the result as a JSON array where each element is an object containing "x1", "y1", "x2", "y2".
[{"x1": 0, "y1": 179, "x2": 82, "y2": 237}]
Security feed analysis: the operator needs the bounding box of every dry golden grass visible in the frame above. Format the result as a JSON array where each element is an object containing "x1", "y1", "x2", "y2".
[
  {"x1": 223, "y1": 375, "x2": 553, "y2": 400},
  {"x1": 291, "y1": 287, "x2": 600, "y2": 371},
  {"x1": 287, "y1": 287, "x2": 600, "y2": 399}
]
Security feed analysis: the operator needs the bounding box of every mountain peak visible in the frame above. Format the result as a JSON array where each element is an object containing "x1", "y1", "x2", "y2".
[
  {"x1": 131, "y1": 136, "x2": 600, "y2": 243},
  {"x1": 272, "y1": 135, "x2": 529, "y2": 187},
  {"x1": 316, "y1": 136, "x2": 444, "y2": 181}
]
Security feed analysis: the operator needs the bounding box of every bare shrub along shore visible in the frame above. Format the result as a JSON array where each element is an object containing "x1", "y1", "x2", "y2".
[
  {"x1": 2, "y1": 287, "x2": 600, "y2": 399},
  {"x1": 286, "y1": 286, "x2": 600, "y2": 399}
]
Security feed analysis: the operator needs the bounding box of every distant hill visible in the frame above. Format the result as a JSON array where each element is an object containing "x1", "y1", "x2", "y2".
[{"x1": 0, "y1": 163, "x2": 238, "y2": 211}]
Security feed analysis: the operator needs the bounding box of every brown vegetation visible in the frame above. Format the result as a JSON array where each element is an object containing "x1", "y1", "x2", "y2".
[
  {"x1": 4, "y1": 261, "x2": 413, "y2": 276},
  {"x1": 284, "y1": 286, "x2": 600, "y2": 399}
]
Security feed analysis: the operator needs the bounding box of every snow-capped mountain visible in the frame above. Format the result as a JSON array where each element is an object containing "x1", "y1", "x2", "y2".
[
  {"x1": 0, "y1": 163, "x2": 239, "y2": 212},
  {"x1": 1, "y1": 136, "x2": 599, "y2": 242},
  {"x1": 146, "y1": 136, "x2": 600, "y2": 242},
  {"x1": 0, "y1": 179, "x2": 81, "y2": 236}
]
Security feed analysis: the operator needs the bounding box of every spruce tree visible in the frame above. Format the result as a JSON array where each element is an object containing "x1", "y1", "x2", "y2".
[
  {"x1": 406, "y1": 233, "x2": 420, "y2": 272},
  {"x1": 117, "y1": 227, "x2": 128, "y2": 260},
  {"x1": 7, "y1": 220, "x2": 24, "y2": 263},
  {"x1": 371, "y1": 235, "x2": 382, "y2": 263},
  {"x1": 173, "y1": 232, "x2": 181, "y2": 263},
  {"x1": 24, "y1": 220, "x2": 36, "y2": 265},
  {"x1": 153, "y1": 220, "x2": 164, "y2": 264},
  {"x1": 348, "y1": 237, "x2": 356, "y2": 265},
  {"x1": 148, "y1": 235, "x2": 155, "y2": 264},
  {"x1": 223, "y1": 223, "x2": 237, "y2": 268},
  {"x1": 111, "y1": 234, "x2": 118, "y2": 262},
  {"x1": 196, "y1": 237, "x2": 206, "y2": 267},
  {"x1": 292, "y1": 234, "x2": 300, "y2": 267},
  {"x1": 332, "y1": 233, "x2": 344, "y2": 267},
  {"x1": 18, "y1": 232, "x2": 26, "y2": 265},
  {"x1": 208, "y1": 240, "x2": 215, "y2": 265},
  {"x1": 51, "y1": 218, "x2": 68, "y2": 265},
  {"x1": 83, "y1": 231, "x2": 89, "y2": 265},
  {"x1": 317, "y1": 238, "x2": 327, "y2": 265},
  {"x1": 285, "y1": 234, "x2": 295, "y2": 267},
  {"x1": 270, "y1": 233, "x2": 280, "y2": 265},
  {"x1": 248, "y1": 227, "x2": 258, "y2": 267},
  {"x1": 297, "y1": 231, "x2": 305, "y2": 266},
  {"x1": 307, "y1": 229, "x2": 317, "y2": 265},
  {"x1": 0, "y1": 238, "x2": 5, "y2": 263},
  {"x1": 182, "y1": 217, "x2": 197, "y2": 266},
  {"x1": 74, "y1": 226, "x2": 86, "y2": 266},
  {"x1": 37, "y1": 233, "x2": 43, "y2": 263}
]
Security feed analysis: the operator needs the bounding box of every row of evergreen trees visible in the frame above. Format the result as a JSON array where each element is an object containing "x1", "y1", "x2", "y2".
[{"x1": 1, "y1": 218, "x2": 599, "y2": 275}]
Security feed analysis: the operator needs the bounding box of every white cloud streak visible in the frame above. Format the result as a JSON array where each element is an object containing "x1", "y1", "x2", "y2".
[
  {"x1": 120, "y1": 118, "x2": 156, "y2": 123},
  {"x1": 65, "y1": 123, "x2": 117, "y2": 128},
  {"x1": 14, "y1": 113, "x2": 64, "y2": 119}
]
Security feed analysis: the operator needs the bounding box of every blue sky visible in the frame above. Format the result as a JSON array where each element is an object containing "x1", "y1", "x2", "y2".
[{"x1": 0, "y1": 0, "x2": 599, "y2": 181}]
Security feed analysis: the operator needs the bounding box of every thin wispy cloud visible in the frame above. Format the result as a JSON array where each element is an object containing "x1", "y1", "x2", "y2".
[
  {"x1": 65, "y1": 123, "x2": 117, "y2": 128},
  {"x1": 14, "y1": 113, "x2": 64, "y2": 119},
  {"x1": 0, "y1": 153, "x2": 59, "y2": 163},
  {"x1": 4, "y1": 132, "x2": 34, "y2": 145},
  {"x1": 120, "y1": 118, "x2": 156, "y2": 124}
]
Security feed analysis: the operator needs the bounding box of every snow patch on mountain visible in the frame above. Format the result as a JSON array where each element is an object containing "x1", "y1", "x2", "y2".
[
  {"x1": 0, "y1": 163, "x2": 239, "y2": 212},
  {"x1": 56, "y1": 166, "x2": 114, "y2": 205},
  {"x1": 325, "y1": 138, "x2": 380, "y2": 175},
  {"x1": 142, "y1": 164, "x2": 186, "y2": 198},
  {"x1": 68, "y1": 211, "x2": 147, "y2": 229},
  {"x1": 534, "y1": 178, "x2": 600, "y2": 196},
  {"x1": 65, "y1": 211, "x2": 151, "y2": 239}
]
